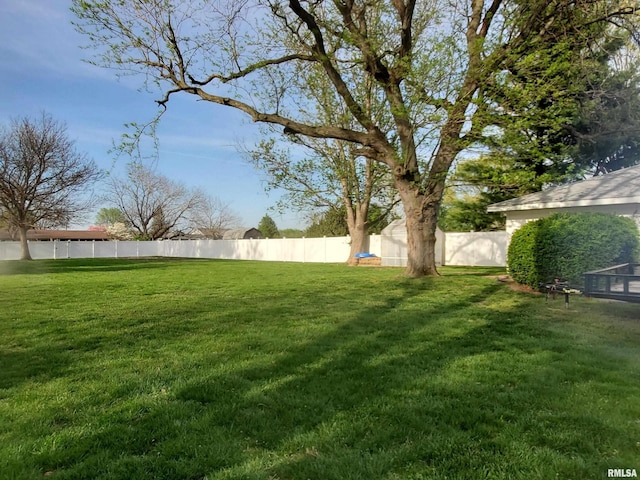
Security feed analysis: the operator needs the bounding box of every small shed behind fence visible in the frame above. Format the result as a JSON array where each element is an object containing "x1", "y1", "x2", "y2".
[
  {"x1": 222, "y1": 228, "x2": 263, "y2": 240},
  {"x1": 380, "y1": 220, "x2": 444, "y2": 267}
]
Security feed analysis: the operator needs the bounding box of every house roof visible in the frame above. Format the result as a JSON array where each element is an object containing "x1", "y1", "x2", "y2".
[
  {"x1": 0, "y1": 229, "x2": 110, "y2": 241},
  {"x1": 221, "y1": 228, "x2": 263, "y2": 240},
  {"x1": 487, "y1": 164, "x2": 640, "y2": 213}
]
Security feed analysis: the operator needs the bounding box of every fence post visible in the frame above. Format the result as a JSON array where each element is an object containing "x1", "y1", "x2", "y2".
[
  {"x1": 324, "y1": 236, "x2": 327, "y2": 263},
  {"x1": 115, "y1": 240, "x2": 118, "y2": 259}
]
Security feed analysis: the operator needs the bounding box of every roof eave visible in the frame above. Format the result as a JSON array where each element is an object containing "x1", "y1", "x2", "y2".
[{"x1": 488, "y1": 196, "x2": 640, "y2": 213}]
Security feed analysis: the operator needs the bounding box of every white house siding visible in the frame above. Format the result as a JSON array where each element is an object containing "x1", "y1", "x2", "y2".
[{"x1": 504, "y1": 204, "x2": 640, "y2": 237}]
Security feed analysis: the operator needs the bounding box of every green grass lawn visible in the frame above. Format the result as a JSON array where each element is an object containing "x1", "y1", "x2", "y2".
[{"x1": 0, "y1": 258, "x2": 638, "y2": 480}]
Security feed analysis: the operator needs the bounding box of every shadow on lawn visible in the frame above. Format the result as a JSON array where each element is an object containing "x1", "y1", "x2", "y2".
[
  {"x1": 0, "y1": 257, "x2": 204, "y2": 276},
  {"x1": 0, "y1": 345, "x2": 72, "y2": 391},
  {"x1": 27, "y1": 276, "x2": 638, "y2": 479}
]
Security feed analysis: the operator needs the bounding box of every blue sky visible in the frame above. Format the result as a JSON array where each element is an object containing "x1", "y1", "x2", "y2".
[{"x1": 0, "y1": 0, "x2": 304, "y2": 230}]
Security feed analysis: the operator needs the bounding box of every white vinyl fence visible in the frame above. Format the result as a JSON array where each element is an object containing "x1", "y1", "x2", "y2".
[
  {"x1": 0, "y1": 231, "x2": 507, "y2": 266},
  {"x1": 0, "y1": 236, "x2": 366, "y2": 263},
  {"x1": 443, "y1": 231, "x2": 508, "y2": 267}
]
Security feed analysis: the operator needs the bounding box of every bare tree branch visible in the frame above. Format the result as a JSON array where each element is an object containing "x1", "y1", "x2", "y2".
[{"x1": 0, "y1": 113, "x2": 102, "y2": 259}]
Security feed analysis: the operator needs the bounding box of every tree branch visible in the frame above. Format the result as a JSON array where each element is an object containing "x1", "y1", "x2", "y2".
[
  {"x1": 160, "y1": 83, "x2": 386, "y2": 151},
  {"x1": 187, "y1": 54, "x2": 316, "y2": 86},
  {"x1": 288, "y1": 0, "x2": 380, "y2": 133}
]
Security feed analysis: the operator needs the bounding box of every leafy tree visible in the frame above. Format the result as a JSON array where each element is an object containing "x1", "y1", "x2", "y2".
[
  {"x1": 306, "y1": 208, "x2": 349, "y2": 238},
  {"x1": 258, "y1": 214, "x2": 280, "y2": 238},
  {"x1": 482, "y1": 28, "x2": 640, "y2": 182},
  {"x1": 439, "y1": 155, "x2": 541, "y2": 231},
  {"x1": 444, "y1": 40, "x2": 640, "y2": 232},
  {"x1": 572, "y1": 45, "x2": 640, "y2": 175},
  {"x1": 248, "y1": 59, "x2": 395, "y2": 263},
  {"x1": 439, "y1": 193, "x2": 505, "y2": 232},
  {"x1": 279, "y1": 228, "x2": 305, "y2": 238},
  {"x1": 73, "y1": 0, "x2": 639, "y2": 277},
  {"x1": 104, "y1": 163, "x2": 205, "y2": 240},
  {"x1": 0, "y1": 113, "x2": 102, "y2": 260},
  {"x1": 95, "y1": 207, "x2": 128, "y2": 227},
  {"x1": 251, "y1": 136, "x2": 395, "y2": 261},
  {"x1": 106, "y1": 222, "x2": 134, "y2": 240},
  {"x1": 306, "y1": 204, "x2": 393, "y2": 238}
]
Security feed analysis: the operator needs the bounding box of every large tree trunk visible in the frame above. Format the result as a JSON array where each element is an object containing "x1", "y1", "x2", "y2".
[
  {"x1": 396, "y1": 178, "x2": 440, "y2": 277},
  {"x1": 18, "y1": 226, "x2": 32, "y2": 261},
  {"x1": 345, "y1": 202, "x2": 369, "y2": 265},
  {"x1": 394, "y1": 99, "x2": 469, "y2": 277},
  {"x1": 346, "y1": 219, "x2": 368, "y2": 266}
]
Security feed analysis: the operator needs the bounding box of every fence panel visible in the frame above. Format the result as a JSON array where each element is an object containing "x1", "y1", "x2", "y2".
[
  {"x1": 0, "y1": 231, "x2": 507, "y2": 267},
  {"x1": 0, "y1": 242, "x2": 22, "y2": 260},
  {"x1": 381, "y1": 228, "x2": 444, "y2": 267},
  {"x1": 264, "y1": 238, "x2": 291, "y2": 262},
  {"x1": 368, "y1": 235, "x2": 381, "y2": 258},
  {"x1": 68, "y1": 242, "x2": 94, "y2": 259},
  {"x1": 318, "y1": 236, "x2": 351, "y2": 263},
  {"x1": 29, "y1": 242, "x2": 56, "y2": 260},
  {"x1": 444, "y1": 232, "x2": 507, "y2": 267},
  {"x1": 94, "y1": 241, "x2": 116, "y2": 258}
]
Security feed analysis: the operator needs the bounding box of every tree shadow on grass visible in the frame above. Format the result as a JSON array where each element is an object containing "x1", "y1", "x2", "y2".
[
  {"x1": 0, "y1": 257, "x2": 208, "y2": 276},
  {"x1": 0, "y1": 345, "x2": 72, "y2": 391},
  {"x1": 578, "y1": 298, "x2": 640, "y2": 321},
  {"x1": 12, "y1": 276, "x2": 640, "y2": 479}
]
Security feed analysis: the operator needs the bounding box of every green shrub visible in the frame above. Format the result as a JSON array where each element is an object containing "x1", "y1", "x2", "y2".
[
  {"x1": 507, "y1": 220, "x2": 541, "y2": 288},
  {"x1": 508, "y1": 213, "x2": 639, "y2": 287}
]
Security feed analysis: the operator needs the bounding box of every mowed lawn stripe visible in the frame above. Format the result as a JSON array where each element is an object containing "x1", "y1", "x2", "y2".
[{"x1": 0, "y1": 258, "x2": 638, "y2": 479}]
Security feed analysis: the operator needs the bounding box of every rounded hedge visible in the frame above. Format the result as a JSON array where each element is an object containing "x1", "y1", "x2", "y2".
[{"x1": 507, "y1": 213, "x2": 639, "y2": 288}]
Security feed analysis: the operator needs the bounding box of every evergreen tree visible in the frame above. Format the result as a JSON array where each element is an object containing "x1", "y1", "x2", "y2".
[
  {"x1": 258, "y1": 215, "x2": 280, "y2": 238},
  {"x1": 306, "y1": 208, "x2": 349, "y2": 238}
]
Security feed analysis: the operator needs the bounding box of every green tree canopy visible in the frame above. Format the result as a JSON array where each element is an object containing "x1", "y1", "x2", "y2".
[
  {"x1": 439, "y1": 155, "x2": 541, "y2": 232},
  {"x1": 482, "y1": 30, "x2": 640, "y2": 182},
  {"x1": 95, "y1": 207, "x2": 128, "y2": 227},
  {"x1": 306, "y1": 208, "x2": 349, "y2": 238},
  {"x1": 279, "y1": 228, "x2": 305, "y2": 238},
  {"x1": 443, "y1": 37, "x2": 640, "y2": 233},
  {"x1": 258, "y1": 215, "x2": 280, "y2": 238},
  {"x1": 306, "y1": 204, "x2": 393, "y2": 237}
]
